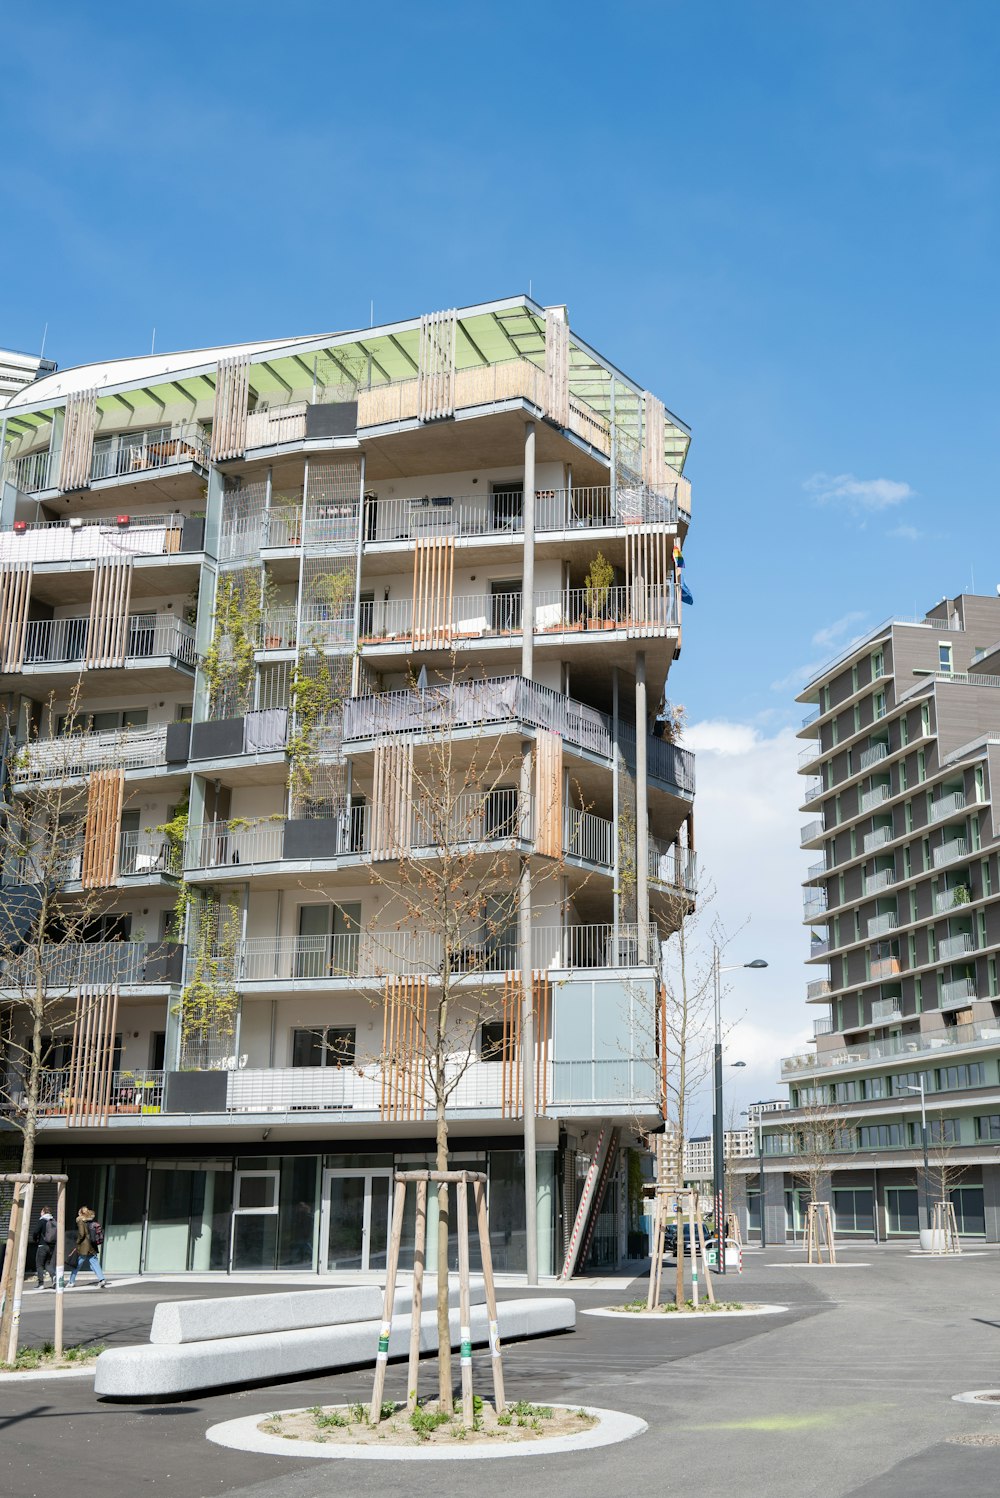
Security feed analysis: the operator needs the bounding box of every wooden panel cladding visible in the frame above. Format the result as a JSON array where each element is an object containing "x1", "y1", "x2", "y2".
[
  {"x1": 380, "y1": 976, "x2": 427, "y2": 1120},
  {"x1": 0, "y1": 563, "x2": 32, "y2": 671},
  {"x1": 642, "y1": 392, "x2": 667, "y2": 491},
  {"x1": 500, "y1": 971, "x2": 551, "y2": 1117},
  {"x1": 210, "y1": 355, "x2": 251, "y2": 461},
  {"x1": 533, "y1": 730, "x2": 562, "y2": 858},
  {"x1": 545, "y1": 307, "x2": 570, "y2": 426},
  {"x1": 86, "y1": 556, "x2": 134, "y2": 668},
  {"x1": 417, "y1": 309, "x2": 456, "y2": 421},
  {"x1": 370, "y1": 740, "x2": 413, "y2": 860},
  {"x1": 57, "y1": 389, "x2": 98, "y2": 493},
  {"x1": 411, "y1": 536, "x2": 454, "y2": 648},
  {"x1": 81, "y1": 768, "x2": 124, "y2": 888},
  {"x1": 624, "y1": 525, "x2": 673, "y2": 635},
  {"x1": 66, "y1": 983, "x2": 120, "y2": 1127}
]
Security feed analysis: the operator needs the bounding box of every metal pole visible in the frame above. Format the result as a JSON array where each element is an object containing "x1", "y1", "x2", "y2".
[
  {"x1": 520, "y1": 737, "x2": 538, "y2": 1286},
  {"x1": 713, "y1": 944, "x2": 726, "y2": 1274},
  {"x1": 920, "y1": 1079, "x2": 931, "y2": 1230},
  {"x1": 520, "y1": 421, "x2": 535, "y2": 682},
  {"x1": 758, "y1": 1113, "x2": 767, "y2": 1249},
  {"x1": 54, "y1": 1181, "x2": 66, "y2": 1357}
]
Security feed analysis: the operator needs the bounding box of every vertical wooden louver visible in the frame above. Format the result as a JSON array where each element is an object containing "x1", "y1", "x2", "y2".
[
  {"x1": 417, "y1": 309, "x2": 456, "y2": 420},
  {"x1": 57, "y1": 389, "x2": 98, "y2": 492},
  {"x1": 0, "y1": 563, "x2": 32, "y2": 671},
  {"x1": 642, "y1": 391, "x2": 667, "y2": 491},
  {"x1": 81, "y1": 768, "x2": 124, "y2": 888},
  {"x1": 545, "y1": 308, "x2": 570, "y2": 427},
  {"x1": 411, "y1": 536, "x2": 454, "y2": 648},
  {"x1": 624, "y1": 526, "x2": 672, "y2": 634},
  {"x1": 86, "y1": 556, "x2": 133, "y2": 667},
  {"x1": 370, "y1": 741, "x2": 413, "y2": 859},
  {"x1": 380, "y1": 975, "x2": 428, "y2": 1120},
  {"x1": 533, "y1": 731, "x2": 562, "y2": 858},
  {"x1": 500, "y1": 971, "x2": 550, "y2": 1117},
  {"x1": 66, "y1": 984, "x2": 120, "y2": 1127},
  {"x1": 210, "y1": 355, "x2": 251, "y2": 460}
]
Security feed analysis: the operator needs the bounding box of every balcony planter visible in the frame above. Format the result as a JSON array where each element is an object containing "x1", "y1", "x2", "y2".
[{"x1": 264, "y1": 634, "x2": 283, "y2": 650}]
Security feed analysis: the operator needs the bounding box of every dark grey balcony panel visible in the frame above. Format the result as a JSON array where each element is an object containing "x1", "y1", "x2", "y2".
[
  {"x1": 164, "y1": 1070, "x2": 228, "y2": 1114},
  {"x1": 165, "y1": 721, "x2": 191, "y2": 764},
  {"x1": 180, "y1": 515, "x2": 206, "y2": 552},
  {"x1": 283, "y1": 819, "x2": 341, "y2": 861},
  {"x1": 190, "y1": 717, "x2": 245, "y2": 761},
  {"x1": 143, "y1": 941, "x2": 184, "y2": 984},
  {"x1": 306, "y1": 401, "x2": 358, "y2": 439}
]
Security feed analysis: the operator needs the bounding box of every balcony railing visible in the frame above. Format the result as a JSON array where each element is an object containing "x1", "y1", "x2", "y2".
[
  {"x1": 798, "y1": 742, "x2": 823, "y2": 769},
  {"x1": 565, "y1": 806, "x2": 614, "y2": 867},
  {"x1": 859, "y1": 742, "x2": 889, "y2": 771},
  {"x1": 801, "y1": 706, "x2": 820, "y2": 729},
  {"x1": 813, "y1": 1016, "x2": 834, "y2": 1037},
  {"x1": 870, "y1": 998, "x2": 902, "y2": 1024},
  {"x1": 186, "y1": 818, "x2": 287, "y2": 871},
  {"x1": 870, "y1": 956, "x2": 901, "y2": 979},
  {"x1": 20, "y1": 1068, "x2": 165, "y2": 1116},
  {"x1": 930, "y1": 791, "x2": 966, "y2": 824},
  {"x1": 225, "y1": 923, "x2": 659, "y2": 986},
  {"x1": 22, "y1": 614, "x2": 196, "y2": 669},
  {"x1": 863, "y1": 826, "x2": 893, "y2": 854},
  {"x1": 358, "y1": 585, "x2": 677, "y2": 646},
  {"x1": 935, "y1": 888, "x2": 971, "y2": 913},
  {"x1": 219, "y1": 500, "x2": 360, "y2": 562},
  {"x1": 803, "y1": 891, "x2": 827, "y2": 919},
  {"x1": 782, "y1": 1018, "x2": 1000, "y2": 1077},
  {"x1": 940, "y1": 976, "x2": 977, "y2": 1008},
  {"x1": 0, "y1": 941, "x2": 183, "y2": 991},
  {"x1": 363, "y1": 485, "x2": 681, "y2": 544},
  {"x1": 4, "y1": 447, "x2": 52, "y2": 494},
  {"x1": 939, "y1": 932, "x2": 976, "y2": 960},
  {"x1": 867, "y1": 912, "x2": 898, "y2": 937},
  {"x1": 860, "y1": 784, "x2": 891, "y2": 814},
  {"x1": 11, "y1": 724, "x2": 169, "y2": 783},
  {"x1": 806, "y1": 978, "x2": 831, "y2": 1000},
  {"x1": 119, "y1": 830, "x2": 181, "y2": 878},
  {"x1": 864, "y1": 869, "x2": 895, "y2": 895},
  {"x1": 648, "y1": 838, "x2": 697, "y2": 896},
  {"x1": 803, "y1": 779, "x2": 825, "y2": 805},
  {"x1": 801, "y1": 820, "x2": 824, "y2": 845},
  {"x1": 90, "y1": 425, "x2": 208, "y2": 482},
  {"x1": 932, "y1": 838, "x2": 969, "y2": 869},
  {"x1": 258, "y1": 605, "x2": 354, "y2": 652},
  {"x1": 0, "y1": 513, "x2": 188, "y2": 566}
]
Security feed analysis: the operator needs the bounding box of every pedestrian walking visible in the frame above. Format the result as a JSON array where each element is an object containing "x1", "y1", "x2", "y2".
[
  {"x1": 33, "y1": 1205, "x2": 59, "y2": 1288},
  {"x1": 67, "y1": 1206, "x2": 109, "y2": 1288}
]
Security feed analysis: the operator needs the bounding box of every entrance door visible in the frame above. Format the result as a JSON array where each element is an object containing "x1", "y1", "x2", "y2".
[{"x1": 320, "y1": 1169, "x2": 392, "y2": 1272}]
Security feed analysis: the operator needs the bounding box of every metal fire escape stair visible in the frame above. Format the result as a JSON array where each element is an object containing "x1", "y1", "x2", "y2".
[{"x1": 560, "y1": 1125, "x2": 620, "y2": 1278}]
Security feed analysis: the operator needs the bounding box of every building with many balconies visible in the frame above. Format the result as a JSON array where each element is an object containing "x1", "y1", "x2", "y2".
[
  {"x1": 0, "y1": 297, "x2": 696, "y2": 1277},
  {"x1": 745, "y1": 595, "x2": 1000, "y2": 1244}
]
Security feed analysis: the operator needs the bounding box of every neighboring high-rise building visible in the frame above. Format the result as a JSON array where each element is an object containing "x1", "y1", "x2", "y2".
[
  {"x1": 0, "y1": 296, "x2": 696, "y2": 1276},
  {"x1": 746, "y1": 596, "x2": 1000, "y2": 1244},
  {"x1": 0, "y1": 347, "x2": 57, "y2": 402}
]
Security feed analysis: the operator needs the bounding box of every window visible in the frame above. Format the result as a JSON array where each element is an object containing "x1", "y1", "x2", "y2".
[
  {"x1": 149, "y1": 1031, "x2": 166, "y2": 1069},
  {"x1": 852, "y1": 665, "x2": 859, "y2": 695},
  {"x1": 871, "y1": 650, "x2": 884, "y2": 680},
  {"x1": 890, "y1": 1070, "x2": 931, "y2": 1098},
  {"x1": 174, "y1": 703, "x2": 193, "y2": 722},
  {"x1": 874, "y1": 691, "x2": 887, "y2": 720},
  {"x1": 835, "y1": 1080, "x2": 861, "y2": 1103},
  {"x1": 950, "y1": 1186, "x2": 985, "y2": 1236},
  {"x1": 936, "y1": 1063, "x2": 985, "y2": 1091},
  {"x1": 918, "y1": 750, "x2": 926, "y2": 783},
  {"x1": 938, "y1": 643, "x2": 953, "y2": 674},
  {"x1": 291, "y1": 1027, "x2": 356, "y2": 1068},
  {"x1": 480, "y1": 1022, "x2": 509, "y2": 1062},
  {"x1": 764, "y1": 1133, "x2": 796, "y2": 1156},
  {"x1": 233, "y1": 1169, "x2": 279, "y2": 1213},
  {"x1": 975, "y1": 1115, "x2": 1000, "y2": 1141},
  {"x1": 921, "y1": 703, "x2": 931, "y2": 737},
  {"x1": 868, "y1": 1075, "x2": 886, "y2": 1100},
  {"x1": 926, "y1": 1118, "x2": 960, "y2": 1144},
  {"x1": 833, "y1": 1188, "x2": 874, "y2": 1233},
  {"x1": 57, "y1": 706, "x2": 148, "y2": 734},
  {"x1": 859, "y1": 1123, "x2": 906, "y2": 1149},
  {"x1": 885, "y1": 1187, "x2": 919, "y2": 1234}
]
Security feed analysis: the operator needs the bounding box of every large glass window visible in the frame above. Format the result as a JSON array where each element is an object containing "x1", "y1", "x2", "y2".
[
  {"x1": 833, "y1": 1188, "x2": 874, "y2": 1233},
  {"x1": 951, "y1": 1186, "x2": 985, "y2": 1236},
  {"x1": 976, "y1": 1115, "x2": 1000, "y2": 1140},
  {"x1": 859, "y1": 1123, "x2": 906, "y2": 1149},
  {"x1": 885, "y1": 1187, "x2": 919, "y2": 1234},
  {"x1": 291, "y1": 1027, "x2": 356, "y2": 1067}
]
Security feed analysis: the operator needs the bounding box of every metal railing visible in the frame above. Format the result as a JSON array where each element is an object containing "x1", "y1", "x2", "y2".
[
  {"x1": 564, "y1": 806, "x2": 614, "y2": 867},
  {"x1": 363, "y1": 484, "x2": 680, "y2": 544},
  {"x1": 940, "y1": 976, "x2": 977, "y2": 1007},
  {"x1": 803, "y1": 779, "x2": 825, "y2": 805},
  {"x1": 359, "y1": 585, "x2": 677, "y2": 644},
  {"x1": 813, "y1": 1016, "x2": 833, "y2": 1037},
  {"x1": 932, "y1": 838, "x2": 969, "y2": 869},
  {"x1": 11, "y1": 724, "x2": 169, "y2": 783},
  {"x1": 245, "y1": 403, "x2": 308, "y2": 450},
  {"x1": 25, "y1": 1068, "x2": 165, "y2": 1115},
  {"x1": 935, "y1": 888, "x2": 971, "y2": 913},
  {"x1": 90, "y1": 424, "x2": 208, "y2": 482},
  {"x1": 939, "y1": 932, "x2": 976, "y2": 960},
  {"x1": 4, "y1": 447, "x2": 53, "y2": 494},
  {"x1": 0, "y1": 513, "x2": 187, "y2": 565},
  {"x1": 801, "y1": 706, "x2": 820, "y2": 729},
  {"x1": 867, "y1": 912, "x2": 898, "y2": 937},
  {"x1": 800, "y1": 819, "x2": 824, "y2": 844},
  {"x1": 782, "y1": 1018, "x2": 1000, "y2": 1077},
  {"x1": 803, "y1": 891, "x2": 827, "y2": 918},
  {"x1": 930, "y1": 791, "x2": 966, "y2": 823},
  {"x1": 186, "y1": 818, "x2": 286, "y2": 871},
  {"x1": 806, "y1": 978, "x2": 831, "y2": 1000},
  {"x1": 0, "y1": 942, "x2": 172, "y2": 991},
  {"x1": 22, "y1": 614, "x2": 196, "y2": 668},
  {"x1": 870, "y1": 956, "x2": 901, "y2": 979},
  {"x1": 860, "y1": 784, "x2": 892, "y2": 813},
  {"x1": 863, "y1": 826, "x2": 893, "y2": 854},
  {"x1": 859, "y1": 742, "x2": 889, "y2": 770},
  {"x1": 806, "y1": 859, "x2": 828, "y2": 881},
  {"x1": 864, "y1": 869, "x2": 896, "y2": 894},
  {"x1": 119, "y1": 830, "x2": 181, "y2": 878},
  {"x1": 648, "y1": 838, "x2": 697, "y2": 895},
  {"x1": 870, "y1": 999, "x2": 902, "y2": 1023},
  {"x1": 798, "y1": 742, "x2": 823, "y2": 769}
]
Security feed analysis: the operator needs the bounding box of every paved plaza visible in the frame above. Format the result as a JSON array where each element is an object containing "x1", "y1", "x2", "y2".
[{"x1": 3, "y1": 1245, "x2": 1000, "y2": 1498}]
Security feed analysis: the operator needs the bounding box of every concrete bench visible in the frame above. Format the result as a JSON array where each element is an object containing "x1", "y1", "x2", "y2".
[{"x1": 94, "y1": 1279, "x2": 575, "y2": 1400}]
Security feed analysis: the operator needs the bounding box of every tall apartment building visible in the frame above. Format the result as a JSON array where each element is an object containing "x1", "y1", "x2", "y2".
[
  {"x1": 747, "y1": 595, "x2": 1000, "y2": 1244},
  {"x1": 0, "y1": 346, "x2": 58, "y2": 402},
  {"x1": 0, "y1": 297, "x2": 696, "y2": 1277}
]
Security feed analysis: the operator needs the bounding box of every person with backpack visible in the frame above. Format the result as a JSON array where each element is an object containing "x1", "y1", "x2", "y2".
[
  {"x1": 67, "y1": 1206, "x2": 108, "y2": 1289},
  {"x1": 32, "y1": 1206, "x2": 59, "y2": 1288}
]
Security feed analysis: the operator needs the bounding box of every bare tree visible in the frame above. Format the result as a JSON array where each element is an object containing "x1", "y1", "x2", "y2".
[
  {"x1": 776, "y1": 1097, "x2": 855, "y2": 1242},
  {"x1": 0, "y1": 688, "x2": 128, "y2": 1353}
]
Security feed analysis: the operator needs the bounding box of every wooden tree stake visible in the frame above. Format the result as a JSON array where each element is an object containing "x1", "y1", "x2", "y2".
[
  {"x1": 456, "y1": 1177, "x2": 474, "y2": 1428},
  {"x1": 474, "y1": 1178, "x2": 505, "y2": 1411},
  {"x1": 369, "y1": 1177, "x2": 408, "y2": 1424},
  {"x1": 406, "y1": 1178, "x2": 428, "y2": 1411}
]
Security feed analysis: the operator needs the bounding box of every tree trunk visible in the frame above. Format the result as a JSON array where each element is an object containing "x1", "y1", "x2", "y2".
[
  {"x1": 0, "y1": 995, "x2": 43, "y2": 1358},
  {"x1": 435, "y1": 1096, "x2": 451, "y2": 1409}
]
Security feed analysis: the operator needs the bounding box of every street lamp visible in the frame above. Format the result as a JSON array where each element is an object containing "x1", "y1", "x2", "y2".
[
  {"x1": 743, "y1": 1102, "x2": 769, "y2": 1248},
  {"x1": 713, "y1": 948, "x2": 767, "y2": 1275},
  {"x1": 905, "y1": 1080, "x2": 931, "y2": 1230}
]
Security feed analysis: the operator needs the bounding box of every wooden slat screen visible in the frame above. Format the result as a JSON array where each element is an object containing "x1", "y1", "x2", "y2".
[
  {"x1": 624, "y1": 525, "x2": 672, "y2": 635},
  {"x1": 0, "y1": 563, "x2": 32, "y2": 672},
  {"x1": 380, "y1": 975, "x2": 427, "y2": 1120},
  {"x1": 210, "y1": 355, "x2": 251, "y2": 460},
  {"x1": 417, "y1": 309, "x2": 456, "y2": 420},
  {"x1": 66, "y1": 984, "x2": 120, "y2": 1127},
  {"x1": 642, "y1": 392, "x2": 667, "y2": 491},
  {"x1": 657, "y1": 983, "x2": 668, "y2": 1119},
  {"x1": 411, "y1": 536, "x2": 454, "y2": 648},
  {"x1": 545, "y1": 308, "x2": 570, "y2": 426},
  {"x1": 57, "y1": 389, "x2": 98, "y2": 492},
  {"x1": 81, "y1": 768, "x2": 124, "y2": 888},
  {"x1": 370, "y1": 740, "x2": 413, "y2": 859},
  {"x1": 501, "y1": 970, "x2": 550, "y2": 1117},
  {"x1": 533, "y1": 731, "x2": 562, "y2": 858},
  {"x1": 86, "y1": 556, "x2": 134, "y2": 667}
]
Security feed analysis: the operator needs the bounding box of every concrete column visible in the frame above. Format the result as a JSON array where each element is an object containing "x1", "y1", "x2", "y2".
[
  {"x1": 635, "y1": 652, "x2": 650, "y2": 950},
  {"x1": 762, "y1": 1169, "x2": 786, "y2": 1245},
  {"x1": 520, "y1": 421, "x2": 536, "y2": 682},
  {"x1": 612, "y1": 667, "x2": 620, "y2": 940},
  {"x1": 519, "y1": 737, "x2": 538, "y2": 1284}
]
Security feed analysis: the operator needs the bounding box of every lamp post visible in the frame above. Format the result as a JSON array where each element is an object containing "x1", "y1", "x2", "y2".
[
  {"x1": 743, "y1": 1103, "x2": 769, "y2": 1248},
  {"x1": 905, "y1": 1080, "x2": 931, "y2": 1230},
  {"x1": 713, "y1": 948, "x2": 767, "y2": 1274}
]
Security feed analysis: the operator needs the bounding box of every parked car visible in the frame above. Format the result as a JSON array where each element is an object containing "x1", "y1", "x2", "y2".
[{"x1": 663, "y1": 1222, "x2": 716, "y2": 1257}]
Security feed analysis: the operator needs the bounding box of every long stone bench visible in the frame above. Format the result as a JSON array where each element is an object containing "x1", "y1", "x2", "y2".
[{"x1": 94, "y1": 1278, "x2": 575, "y2": 1400}]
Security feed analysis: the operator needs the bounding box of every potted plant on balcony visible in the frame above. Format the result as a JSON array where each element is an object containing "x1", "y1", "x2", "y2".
[
  {"x1": 583, "y1": 551, "x2": 615, "y2": 629},
  {"x1": 139, "y1": 1077, "x2": 161, "y2": 1114}
]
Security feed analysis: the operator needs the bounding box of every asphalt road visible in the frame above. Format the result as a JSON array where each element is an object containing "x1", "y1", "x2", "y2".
[{"x1": 4, "y1": 1245, "x2": 1000, "y2": 1498}]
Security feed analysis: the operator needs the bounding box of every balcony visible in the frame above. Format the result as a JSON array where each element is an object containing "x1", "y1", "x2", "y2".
[
  {"x1": 932, "y1": 838, "x2": 969, "y2": 869},
  {"x1": 870, "y1": 998, "x2": 903, "y2": 1024},
  {"x1": 803, "y1": 779, "x2": 825, "y2": 805},
  {"x1": 813, "y1": 1016, "x2": 834, "y2": 1037},
  {"x1": 20, "y1": 615, "x2": 196, "y2": 671},
  {"x1": 939, "y1": 932, "x2": 976, "y2": 961},
  {"x1": 806, "y1": 978, "x2": 831, "y2": 1000},
  {"x1": 930, "y1": 791, "x2": 966, "y2": 824},
  {"x1": 0, "y1": 513, "x2": 192, "y2": 566},
  {"x1": 90, "y1": 425, "x2": 208, "y2": 484},
  {"x1": 867, "y1": 911, "x2": 898, "y2": 938},
  {"x1": 648, "y1": 838, "x2": 697, "y2": 896},
  {"x1": 859, "y1": 742, "x2": 889, "y2": 771},
  {"x1": 27, "y1": 1068, "x2": 165, "y2": 1117},
  {"x1": 119, "y1": 830, "x2": 182, "y2": 879},
  {"x1": 0, "y1": 941, "x2": 184, "y2": 991},
  {"x1": 11, "y1": 724, "x2": 171, "y2": 783},
  {"x1": 4, "y1": 447, "x2": 53, "y2": 494},
  {"x1": 860, "y1": 784, "x2": 891, "y2": 814},
  {"x1": 940, "y1": 976, "x2": 977, "y2": 1008},
  {"x1": 801, "y1": 819, "x2": 824, "y2": 846},
  {"x1": 364, "y1": 485, "x2": 681, "y2": 545},
  {"x1": 863, "y1": 869, "x2": 895, "y2": 895},
  {"x1": 801, "y1": 706, "x2": 820, "y2": 729},
  {"x1": 870, "y1": 955, "x2": 901, "y2": 979},
  {"x1": 798, "y1": 742, "x2": 823, "y2": 769},
  {"x1": 781, "y1": 1018, "x2": 1000, "y2": 1077},
  {"x1": 803, "y1": 890, "x2": 827, "y2": 920},
  {"x1": 863, "y1": 826, "x2": 893, "y2": 854},
  {"x1": 935, "y1": 888, "x2": 972, "y2": 914},
  {"x1": 226, "y1": 923, "x2": 660, "y2": 986},
  {"x1": 257, "y1": 605, "x2": 353, "y2": 653},
  {"x1": 358, "y1": 585, "x2": 678, "y2": 648},
  {"x1": 805, "y1": 858, "x2": 829, "y2": 882},
  {"x1": 809, "y1": 935, "x2": 831, "y2": 958}
]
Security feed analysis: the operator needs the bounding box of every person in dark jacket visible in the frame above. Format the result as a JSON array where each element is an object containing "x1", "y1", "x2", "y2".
[
  {"x1": 33, "y1": 1206, "x2": 58, "y2": 1288},
  {"x1": 67, "y1": 1206, "x2": 108, "y2": 1288}
]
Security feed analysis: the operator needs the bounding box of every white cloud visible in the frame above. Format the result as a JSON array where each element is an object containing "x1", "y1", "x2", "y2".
[
  {"x1": 681, "y1": 720, "x2": 810, "y2": 1121},
  {"x1": 888, "y1": 523, "x2": 923, "y2": 542},
  {"x1": 810, "y1": 610, "x2": 867, "y2": 649},
  {"x1": 805, "y1": 472, "x2": 915, "y2": 511}
]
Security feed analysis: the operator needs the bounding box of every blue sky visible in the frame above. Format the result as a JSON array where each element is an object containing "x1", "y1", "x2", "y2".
[{"x1": 4, "y1": 1, "x2": 999, "y2": 1115}]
